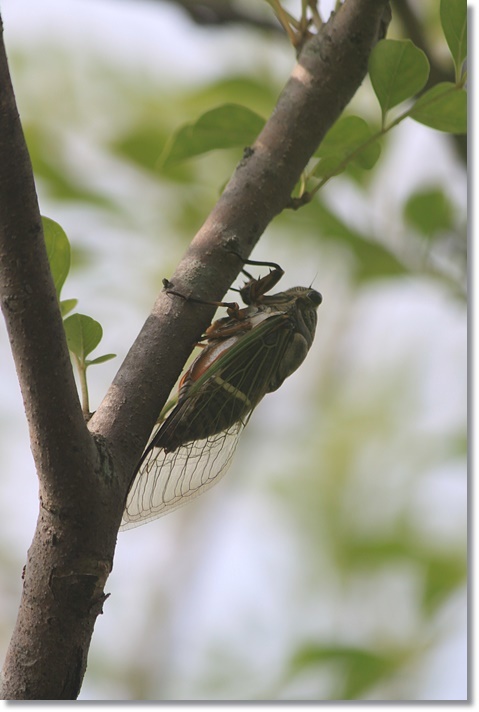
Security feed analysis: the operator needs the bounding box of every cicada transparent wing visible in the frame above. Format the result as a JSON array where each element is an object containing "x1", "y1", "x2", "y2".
[
  {"x1": 120, "y1": 316, "x2": 289, "y2": 530},
  {"x1": 121, "y1": 421, "x2": 244, "y2": 530}
]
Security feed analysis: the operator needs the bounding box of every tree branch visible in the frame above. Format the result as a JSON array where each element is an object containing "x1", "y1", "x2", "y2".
[
  {"x1": 161, "y1": 0, "x2": 283, "y2": 32},
  {"x1": 1, "y1": 0, "x2": 390, "y2": 699},
  {"x1": 0, "y1": 31, "x2": 98, "y2": 517},
  {"x1": 90, "y1": 0, "x2": 392, "y2": 489},
  {"x1": 0, "y1": 18, "x2": 122, "y2": 700}
]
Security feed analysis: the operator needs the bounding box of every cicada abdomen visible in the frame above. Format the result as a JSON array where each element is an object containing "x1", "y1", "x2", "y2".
[{"x1": 121, "y1": 261, "x2": 322, "y2": 530}]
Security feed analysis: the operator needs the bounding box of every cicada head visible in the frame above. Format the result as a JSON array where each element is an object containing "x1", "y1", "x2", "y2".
[
  {"x1": 261, "y1": 286, "x2": 321, "y2": 345},
  {"x1": 288, "y1": 286, "x2": 322, "y2": 344}
]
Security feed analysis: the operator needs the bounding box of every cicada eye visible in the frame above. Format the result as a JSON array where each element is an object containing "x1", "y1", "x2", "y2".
[{"x1": 308, "y1": 289, "x2": 322, "y2": 306}]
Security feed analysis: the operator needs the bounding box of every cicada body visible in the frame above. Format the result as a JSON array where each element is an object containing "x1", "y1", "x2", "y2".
[{"x1": 121, "y1": 261, "x2": 322, "y2": 530}]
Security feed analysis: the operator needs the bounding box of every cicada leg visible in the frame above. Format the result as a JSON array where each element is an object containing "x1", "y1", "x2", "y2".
[
  {"x1": 237, "y1": 258, "x2": 285, "y2": 305},
  {"x1": 163, "y1": 281, "x2": 241, "y2": 313},
  {"x1": 162, "y1": 254, "x2": 286, "y2": 314},
  {"x1": 239, "y1": 270, "x2": 283, "y2": 305},
  {"x1": 203, "y1": 315, "x2": 253, "y2": 340}
]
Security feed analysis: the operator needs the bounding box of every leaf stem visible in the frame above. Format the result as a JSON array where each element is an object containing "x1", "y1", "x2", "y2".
[
  {"x1": 297, "y1": 82, "x2": 463, "y2": 206},
  {"x1": 73, "y1": 354, "x2": 90, "y2": 417}
]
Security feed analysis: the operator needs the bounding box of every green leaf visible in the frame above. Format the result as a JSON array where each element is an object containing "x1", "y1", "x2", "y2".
[
  {"x1": 290, "y1": 644, "x2": 404, "y2": 700},
  {"x1": 60, "y1": 298, "x2": 78, "y2": 317},
  {"x1": 26, "y1": 127, "x2": 114, "y2": 209},
  {"x1": 113, "y1": 124, "x2": 196, "y2": 182},
  {"x1": 423, "y1": 556, "x2": 467, "y2": 614},
  {"x1": 86, "y1": 353, "x2": 116, "y2": 366},
  {"x1": 336, "y1": 537, "x2": 466, "y2": 617},
  {"x1": 408, "y1": 82, "x2": 467, "y2": 133},
  {"x1": 311, "y1": 200, "x2": 407, "y2": 281},
  {"x1": 113, "y1": 125, "x2": 169, "y2": 171},
  {"x1": 160, "y1": 104, "x2": 265, "y2": 166},
  {"x1": 314, "y1": 116, "x2": 381, "y2": 177},
  {"x1": 186, "y1": 75, "x2": 278, "y2": 117},
  {"x1": 42, "y1": 216, "x2": 71, "y2": 298},
  {"x1": 63, "y1": 313, "x2": 103, "y2": 362},
  {"x1": 440, "y1": 0, "x2": 467, "y2": 79},
  {"x1": 311, "y1": 154, "x2": 345, "y2": 179},
  {"x1": 369, "y1": 40, "x2": 430, "y2": 119},
  {"x1": 404, "y1": 187, "x2": 454, "y2": 236}
]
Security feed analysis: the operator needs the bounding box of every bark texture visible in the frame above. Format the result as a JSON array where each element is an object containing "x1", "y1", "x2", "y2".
[
  {"x1": 0, "y1": 16, "x2": 124, "y2": 700},
  {"x1": 0, "y1": 0, "x2": 390, "y2": 699}
]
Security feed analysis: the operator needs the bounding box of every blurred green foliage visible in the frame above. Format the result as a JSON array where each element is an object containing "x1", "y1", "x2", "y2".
[
  {"x1": 440, "y1": 0, "x2": 467, "y2": 81},
  {"x1": 3, "y1": 0, "x2": 467, "y2": 702}
]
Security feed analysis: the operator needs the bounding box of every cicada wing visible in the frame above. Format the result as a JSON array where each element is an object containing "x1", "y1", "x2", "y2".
[
  {"x1": 121, "y1": 312, "x2": 304, "y2": 531},
  {"x1": 120, "y1": 421, "x2": 244, "y2": 530}
]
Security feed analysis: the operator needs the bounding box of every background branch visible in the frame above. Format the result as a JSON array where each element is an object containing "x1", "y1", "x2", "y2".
[{"x1": 161, "y1": 0, "x2": 283, "y2": 32}]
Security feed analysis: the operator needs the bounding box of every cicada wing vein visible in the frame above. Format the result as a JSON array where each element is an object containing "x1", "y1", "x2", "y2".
[{"x1": 120, "y1": 421, "x2": 244, "y2": 530}]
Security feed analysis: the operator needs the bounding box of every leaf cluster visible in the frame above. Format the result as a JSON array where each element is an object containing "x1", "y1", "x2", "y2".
[
  {"x1": 39, "y1": 0, "x2": 466, "y2": 424},
  {"x1": 157, "y1": 2, "x2": 465, "y2": 196},
  {"x1": 42, "y1": 216, "x2": 116, "y2": 414}
]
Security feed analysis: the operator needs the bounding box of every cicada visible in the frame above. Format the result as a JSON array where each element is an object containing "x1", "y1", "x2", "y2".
[{"x1": 121, "y1": 259, "x2": 322, "y2": 529}]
